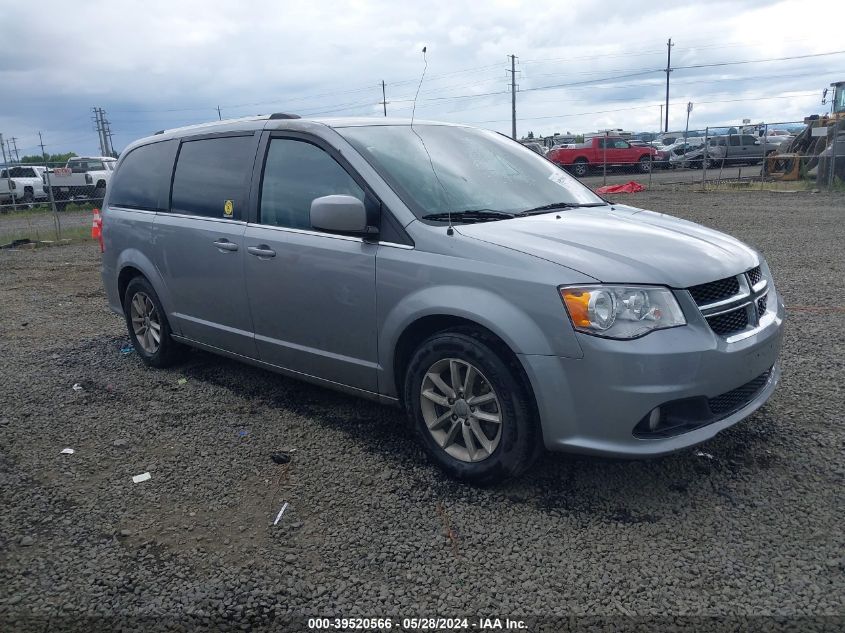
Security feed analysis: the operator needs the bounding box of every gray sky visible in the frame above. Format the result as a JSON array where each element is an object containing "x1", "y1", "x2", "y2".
[{"x1": 1, "y1": 0, "x2": 843, "y2": 157}]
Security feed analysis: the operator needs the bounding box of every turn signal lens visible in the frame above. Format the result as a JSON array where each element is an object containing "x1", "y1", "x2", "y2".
[{"x1": 561, "y1": 290, "x2": 591, "y2": 327}]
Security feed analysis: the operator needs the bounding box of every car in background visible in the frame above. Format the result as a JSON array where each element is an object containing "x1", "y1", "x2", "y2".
[
  {"x1": 0, "y1": 166, "x2": 48, "y2": 205},
  {"x1": 522, "y1": 142, "x2": 546, "y2": 156},
  {"x1": 44, "y1": 156, "x2": 117, "y2": 208},
  {"x1": 548, "y1": 136, "x2": 658, "y2": 176}
]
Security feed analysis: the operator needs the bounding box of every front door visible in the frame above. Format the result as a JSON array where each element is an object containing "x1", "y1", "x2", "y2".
[
  {"x1": 152, "y1": 133, "x2": 259, "y2": 358},
  {"x1": 243, "y1": 135, "x2": 379, "y2": 393}
]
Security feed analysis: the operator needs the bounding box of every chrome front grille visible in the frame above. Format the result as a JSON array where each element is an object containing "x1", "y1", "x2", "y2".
[{"x1": 688, "y1": 266, "x2": 769, "y2": 338}]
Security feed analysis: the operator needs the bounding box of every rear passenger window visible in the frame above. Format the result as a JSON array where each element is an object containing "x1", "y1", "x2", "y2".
[
  {"x1": 259, "y1": 139, "x2": 364, "y2": 230},
  {"x1": 171, "y1": 135, "x2": 255, "y2": 219},
  {"x1": 109, "y1": 140, "x2": 178, "y2": 210}
]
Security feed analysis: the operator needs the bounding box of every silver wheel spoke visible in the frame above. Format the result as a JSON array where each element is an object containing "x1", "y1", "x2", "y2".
[
  {"x1": 467, "y1": 391, "x2": 496, "y2": 406},
  {"x1": 473, "y1": 409, "x2": 501, "y2": 424},
  {"x1": 469, "y1": 418, "x2": 494, "y2": 454},
  {"x1": 149, "y1": 327, "x2": 161, "y2": 344},
  {"x1": 440, "y1": 420, "x2": 461, "y2": 448},
  {"x1": 422, "y1": 389, "x2": 449, "y2": 407},
  {"x1": 463, "y1": 365, "x2": 477, "y2": 396},
  {"x1": 461, "y1": 423, "x2": 477, "y2": 462},
  {"x1": 449, "y1": 360, "x2": 462, "y2": 395},
  {"x1": 426, "y1": 371, "x2": 455, "y2": 399},
  {"x1": 428, "y1": 410, "x2": 452, "y2": 430}
]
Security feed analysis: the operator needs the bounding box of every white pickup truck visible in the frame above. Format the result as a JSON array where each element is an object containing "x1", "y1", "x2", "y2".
[
  {"x1": 44, "y1": 156, "x2": 117, "y2": 207},
  {"x1": 0, "y1": 166, "x2": 49, "y2": 206}
]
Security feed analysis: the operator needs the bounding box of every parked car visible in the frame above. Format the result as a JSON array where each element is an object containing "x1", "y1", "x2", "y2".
[
  {"x1": 102, "y1": 115, "x2": 784, "y2": 483},
  {"x1": 668, "y1": 142, "x2": 721, "y2": 169},
  {"x1": 0, "y1": 166, "x2": 48, "y2": 205},
  {"x1": 705, "y1": 134, "x2": 782, "y2": 166},
  {"x1": 44, "y1": 156, "x2": 117, "y2": 208},
  {"x1": 522, "y1": 142, "x2": 546, "y2": 156},
  {"x1": 547, "y1": 136, "x2": 658, "y2": 176}
]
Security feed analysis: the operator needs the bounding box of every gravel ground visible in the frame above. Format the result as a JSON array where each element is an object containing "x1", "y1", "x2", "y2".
[{"x1": 1, "y1": 190, "x2": 843, "y2": 632}]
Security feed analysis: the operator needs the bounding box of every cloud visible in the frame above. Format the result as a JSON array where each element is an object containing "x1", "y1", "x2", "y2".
[{"x1": 1, "y1": 0, "x2": 842, "y2": 156}]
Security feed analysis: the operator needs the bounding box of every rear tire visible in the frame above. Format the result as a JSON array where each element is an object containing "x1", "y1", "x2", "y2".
[
  {"x1": 403, "y1": 328, "x2": 540, "y2": 484},
  {"x1": 123, "y1": 276, "x2": 183, "y2": 368}
]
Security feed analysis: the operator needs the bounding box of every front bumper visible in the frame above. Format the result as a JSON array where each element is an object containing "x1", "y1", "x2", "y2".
[{"x1": 520, "y1": 290, "x2": 784, "y2": 457}]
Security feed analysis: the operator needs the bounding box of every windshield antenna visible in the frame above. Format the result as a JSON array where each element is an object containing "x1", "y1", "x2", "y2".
[
  {"x1": 410, "y1": 46, "x2": 454, "y2": 235},
  {"x1": 411, "y1": 46, "x2": 427, "y2": 128}
]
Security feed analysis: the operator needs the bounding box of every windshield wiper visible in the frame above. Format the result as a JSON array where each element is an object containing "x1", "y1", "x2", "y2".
[
  {"x1": 422, "y1": 209, "x2": 516, "y2": 223},
  {"x1": 518, "y1": 202, "x2": 608, "y2": 216}
]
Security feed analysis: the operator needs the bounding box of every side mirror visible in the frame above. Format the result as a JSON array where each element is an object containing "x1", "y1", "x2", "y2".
[{"x1": 310, "y1": 195, "x2": 375, "y2": 235}]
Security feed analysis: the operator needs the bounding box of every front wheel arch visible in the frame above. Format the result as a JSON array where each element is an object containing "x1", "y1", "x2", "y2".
[{"x1": 392, "y1": 316, "x2": 538, "y2": 416}]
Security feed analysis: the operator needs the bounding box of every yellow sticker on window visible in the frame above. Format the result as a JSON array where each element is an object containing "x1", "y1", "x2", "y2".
[{"x1": 223, "y1": 200, "x2": 234, "y2": 217}]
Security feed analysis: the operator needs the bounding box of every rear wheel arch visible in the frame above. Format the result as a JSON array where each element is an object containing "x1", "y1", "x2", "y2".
[{"x1": 117, "y1": 265, "x2": 145, "y2": 304}]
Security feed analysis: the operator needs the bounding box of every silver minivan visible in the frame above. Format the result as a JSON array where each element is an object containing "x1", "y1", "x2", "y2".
[{"x1": 101, "y1": 114, "x2": 784, "y2": 483}]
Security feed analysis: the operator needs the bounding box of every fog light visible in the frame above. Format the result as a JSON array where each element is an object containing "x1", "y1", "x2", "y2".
[{"x1": 648, "y1": 407, "x2": 662, "y2": 431}]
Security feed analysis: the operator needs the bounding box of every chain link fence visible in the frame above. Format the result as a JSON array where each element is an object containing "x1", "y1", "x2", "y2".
[{"x1": 0, "y1": 158, "x2": 111, "y2": 247}]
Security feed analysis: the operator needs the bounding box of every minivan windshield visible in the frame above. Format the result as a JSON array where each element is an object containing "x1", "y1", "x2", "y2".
[{"x1": 338, "y1": 124, "x2": 604, "y2": 221}]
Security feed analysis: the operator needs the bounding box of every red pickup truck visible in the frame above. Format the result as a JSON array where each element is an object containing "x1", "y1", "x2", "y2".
[{"x1": 548, "y1": 136, "x2": 658, "y2": 177}]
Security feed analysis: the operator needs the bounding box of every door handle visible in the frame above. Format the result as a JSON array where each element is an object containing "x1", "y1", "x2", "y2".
[
  {"x1": 247, "y1": 245, "x2": 276, "y2": 258},
  {"x1": 213, "y1": 238, "x2": 238, "y2": 252}
]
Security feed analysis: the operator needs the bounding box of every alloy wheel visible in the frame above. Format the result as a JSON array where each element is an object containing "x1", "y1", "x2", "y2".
[
  {"x1": 420, "y1": 358, "x2": 502, "y2": 463},
  {"x1": 129, "y1": 291, "x2": 162, "y2": 354}
]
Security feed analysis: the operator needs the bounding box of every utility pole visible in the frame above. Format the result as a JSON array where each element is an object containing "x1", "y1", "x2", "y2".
[
  {"x1": 217, "y1": 105, "x2": 222, "y2": 121},
  {"x1": 664, "y1": 38, "x2": 673, "y2": 133},
  {"x1": 381, "y1": 80, "x2": 388, "y2": 117},
  {"x1": 659, "y1": 104, "x2": 663, "y2": 134},
  {"x1": 9, "y1": 137, "x2": 20, "y2": 162},
  {"x1": 103, "y1": 114, "x2": 115, "y2": 157},
  {"x1": 39, "y1": 131, "x2": 61, "y2": 239},
  {"x1": 93, "y1": 107, "x2": 107, "y2": 156},
  {"x1": 507, "y1": 54, "x2": 518, "y2": 140},
  {"x1": 38, "y1": 131, "x2": 47, "y2": 161},
  {"x1": 1, "y1": 133, "x2": 17, "y2": 212}
]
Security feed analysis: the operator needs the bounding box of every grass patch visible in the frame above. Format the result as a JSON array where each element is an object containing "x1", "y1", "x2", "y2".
[{"x1": 0, "y1": 224, "x2": 92, "y2": 248}]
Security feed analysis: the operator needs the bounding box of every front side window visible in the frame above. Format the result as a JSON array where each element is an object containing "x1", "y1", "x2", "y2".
[
  {"x1": 171, "y1": 135, "x2": 255, "y2": 219},
  {"x1": 729, "y1": 136, "x2": 741, "y2": 147},
  {"x1": 338, "y1": 124, "x2": 602, "y2": 220},
  {"x1": 259, "y1": 139, "x2": 364, "y2": 230},
  {"x1": 109, "y1": 140, "x2": 178, "y2": 210},
  {"x1": 611, "y1": 140, "x2": 630, "y2": 149}
]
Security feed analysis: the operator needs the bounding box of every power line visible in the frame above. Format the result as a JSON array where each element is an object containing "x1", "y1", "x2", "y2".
[{"x1": 673, "y1": 49, "x2": 845, "y2": 70}]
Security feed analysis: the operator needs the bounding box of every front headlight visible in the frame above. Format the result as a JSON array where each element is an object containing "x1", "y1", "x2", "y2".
[{"x1": 559, "y1": 285, "x2": 686, "y2": 339}]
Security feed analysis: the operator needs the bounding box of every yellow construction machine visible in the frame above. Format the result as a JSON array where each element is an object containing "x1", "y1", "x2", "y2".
[{"x1": 767, "y1": 81, "x2": 845, "y2": 181}]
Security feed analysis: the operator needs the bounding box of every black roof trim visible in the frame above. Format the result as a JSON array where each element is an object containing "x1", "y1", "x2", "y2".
[
  {"x1": 269, "y1": 112, "x2": 301, "y2": 120},
  {"x1": 154, "y1": 130, "x2": 164, "y2": 135}
]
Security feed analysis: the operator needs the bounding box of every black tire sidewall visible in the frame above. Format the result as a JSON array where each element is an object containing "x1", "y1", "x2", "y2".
[
  {"x1": 123, "y1": 277, "x2": 179, "y2": 368},
  {"x1": 404, "y1": 331, "x2": 537, "y2": 484},
  {"x1": 574, "y1": 161, "x2": 588, "y2": 177}
]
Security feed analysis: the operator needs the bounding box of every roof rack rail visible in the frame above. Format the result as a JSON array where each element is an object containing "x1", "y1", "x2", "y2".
[
  {"x1": 269, "y1": 112, "x2": 301, "y2": 120},
  {"x1": 154, "y1": 130, "x2": 165, "y2": 135}
]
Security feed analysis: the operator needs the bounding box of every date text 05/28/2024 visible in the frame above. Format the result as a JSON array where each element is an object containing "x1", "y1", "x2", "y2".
[{"x1": 307, "y1": 617, "x2": 528, "y2": 630}]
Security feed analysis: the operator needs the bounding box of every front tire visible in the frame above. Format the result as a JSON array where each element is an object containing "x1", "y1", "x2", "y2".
[
  {"x1": 123, "y1": 277, "x2": 183, "y2": 368},
  {"x1": 638, "y1": 156, "x2": 652, "y2": 173},
  {"x1": 403, "y1": 329, "x2": 540, "y2": 484}
]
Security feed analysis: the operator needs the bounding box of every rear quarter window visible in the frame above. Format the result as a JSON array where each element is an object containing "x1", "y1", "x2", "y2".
[
  {"x1": 170, "y1": 135, "x2": 256, "y2": 220},
  {"x1": 109, "y1": 140, "x2": 178, "y2": 210}
]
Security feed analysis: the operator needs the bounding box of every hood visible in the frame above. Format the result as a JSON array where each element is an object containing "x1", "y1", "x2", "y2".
[{"x1": 455, "y1": 204, "x2": 759, "y2": 287}]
